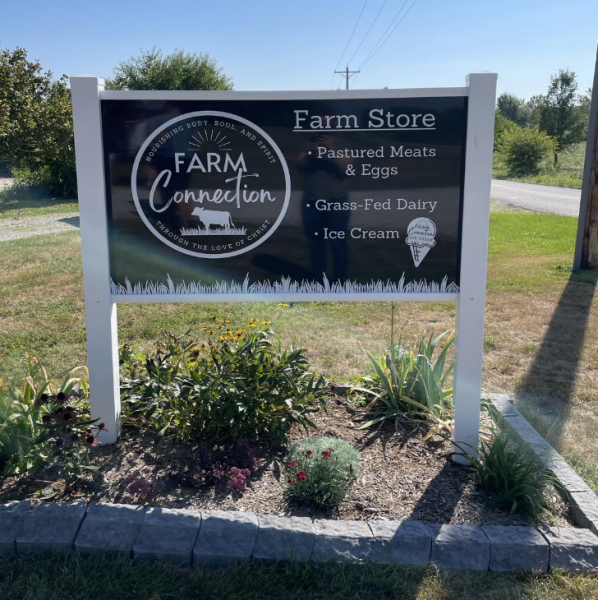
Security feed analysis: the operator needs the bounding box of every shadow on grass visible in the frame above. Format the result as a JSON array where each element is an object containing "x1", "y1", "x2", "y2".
[
  {"x1": 0, "y1": 184, "x2": 77, "y2": 215},
  {"x1": 1, "y1": 550, "x2": 575, "y2": 600},
  {"x1": 516, "y1": 269, "x2": 598, "y2": 449}
]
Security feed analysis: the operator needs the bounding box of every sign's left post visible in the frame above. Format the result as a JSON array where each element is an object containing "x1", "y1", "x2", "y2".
[{"x1": 71, "y1": 76, "x2": 120, "y2": 444}]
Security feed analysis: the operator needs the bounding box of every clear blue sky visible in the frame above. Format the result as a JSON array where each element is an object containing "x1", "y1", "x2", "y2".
[{"x1": 1, "y1": 0, "x2": 596, "y2": 99}]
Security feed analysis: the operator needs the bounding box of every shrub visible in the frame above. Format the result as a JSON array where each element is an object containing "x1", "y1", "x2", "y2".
[
  {"x1": 452, "y1": 427, "x2": 554, "y2": 519},
  {"x1": 354, "y1": 330, "x2": 454, "y2": 436},
  {"x1": 500, "y1": 126, "x2": 556, "y2": 176},
  {"x1": 283, "y1": 437, "x2": 360, "y2": 511},
  {"x1": 494, "y1": 109, "x2": 517, "y2": 150},
  {"x1": 120, "y1": 322, "x2": 325, "y2": 445}
]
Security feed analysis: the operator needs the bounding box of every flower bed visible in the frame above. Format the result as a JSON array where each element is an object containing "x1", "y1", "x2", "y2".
[{"x1": 0, "y1": 395, "x2": 572, "y2": 527}]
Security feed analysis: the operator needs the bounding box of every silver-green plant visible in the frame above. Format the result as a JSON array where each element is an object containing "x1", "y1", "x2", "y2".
[{"x1": 353, "y1": 308, "x2": 454, "y2": 435}]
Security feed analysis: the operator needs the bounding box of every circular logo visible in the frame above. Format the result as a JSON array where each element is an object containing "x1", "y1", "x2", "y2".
[{"x1": 131, "y1": 111, "x2": 291, "y2": 259}]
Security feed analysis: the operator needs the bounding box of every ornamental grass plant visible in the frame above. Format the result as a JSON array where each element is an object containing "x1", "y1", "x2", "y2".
[
  {"x1": 284, "y1": 437, "x2": 361, "y2": 511},
  {"x1": 451, "y1": 426, "x2": 555, "y2": 520}
]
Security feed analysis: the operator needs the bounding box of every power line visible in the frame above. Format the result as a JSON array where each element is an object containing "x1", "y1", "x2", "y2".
[
  {"x1": 359, "y1": 0, "x2": 420, "y2": 70},
  {"x1": 357, "y1": 0, "x2": 410, "y2": 69},
  {"x1": 330, "y1": 0, "x2": 368, "y2": 89},
  {"x1": 345, "y1": 0, "x2": 388, "y2": 67}
]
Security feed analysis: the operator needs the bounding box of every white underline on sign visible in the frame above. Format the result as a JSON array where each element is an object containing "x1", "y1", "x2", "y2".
[{"x1": 292, "y1": 128, "x2": 436, "y2": 132}]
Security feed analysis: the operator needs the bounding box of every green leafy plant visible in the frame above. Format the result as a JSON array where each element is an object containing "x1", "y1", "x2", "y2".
[
  {"x1": 451, "y1": 427, "x2": 555, "y2": 519},
  {"x1": 0, "y1": 356, "x2": 103, "y2": 488},
  {"x1": 284, "y1": 437, "x2": 360, "y2": 511},
  {"x1": 0, "y1": 383, "x2": 38, "y2": 476},
  {"x1": 354, "y1": 328, "x2": 454, "y2": 436},
  {"x1": 121, "y1": 321, "x2": 325, "y2": 444}
]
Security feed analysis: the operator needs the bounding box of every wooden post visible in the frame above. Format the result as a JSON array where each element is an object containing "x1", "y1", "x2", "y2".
[{"x1": 574, "y1": 43, "x2": 598, "y2": 271}]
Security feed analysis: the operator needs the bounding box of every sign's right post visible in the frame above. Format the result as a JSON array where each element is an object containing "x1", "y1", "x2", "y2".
[{"x1": 452, "y1": 72, "x2": 498, "y2": 462}]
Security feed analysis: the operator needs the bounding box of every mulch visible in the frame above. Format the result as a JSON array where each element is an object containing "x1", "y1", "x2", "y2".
[{"x1": 0, "y1": 395, "x2": 573, "y2": 527}]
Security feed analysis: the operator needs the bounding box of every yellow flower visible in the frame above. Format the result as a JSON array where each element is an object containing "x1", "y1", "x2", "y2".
[
  {"x1": 262, "y1": 320, "x2": 271, "y2": 325},
  {"x1": 236, "y1": 329, "x2": 245, "y2": 335},
  {"x1": 278, "y1": 302, "x2": 289, "y2": 307},
  {"x1": 200, "y1": 327, "x2": 208, "y2": 331},
  {"x1": 248, "y1": 323, "x2": 256, "y2": 328}
]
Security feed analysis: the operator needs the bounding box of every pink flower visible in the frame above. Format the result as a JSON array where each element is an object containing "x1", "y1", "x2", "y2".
[
  {"x1": 322, "y1": 450, "x2": 332, "y2": 458},
  {"x1": 297, "y1": 471, "x2": 307, "y2": 482},
  {"x1": 306, "y1": 450, "x2": 313, "y2": 456},
  {"x1": 287, "y1": 478, "x2": 296, "y2": 486},
  {"x1": 289, "y1": 460, "x2": 297, "y2": 468}
]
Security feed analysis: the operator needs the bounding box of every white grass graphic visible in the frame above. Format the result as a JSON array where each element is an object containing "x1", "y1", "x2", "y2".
[
  {"x1": 180, "y1": 226, "x2": 247, "y2": 236},
  {"x1": 110, "y1": 273, "x2": 459, "y2": 295}
]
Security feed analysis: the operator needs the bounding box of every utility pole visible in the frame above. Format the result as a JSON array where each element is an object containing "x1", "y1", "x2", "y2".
[
  {"x1": 574, "y1": 41, "x2": 598, "y2": 270},
  {"x1": 334, "y1": 65, "x2": 360, "y2": 90}
]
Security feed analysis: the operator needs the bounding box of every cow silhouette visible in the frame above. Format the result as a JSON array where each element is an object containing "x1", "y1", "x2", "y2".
[{"x1": 191, "y1": 207, "x2": 235, "y2": 232}]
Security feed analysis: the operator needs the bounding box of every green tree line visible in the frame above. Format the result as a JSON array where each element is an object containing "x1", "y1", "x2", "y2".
[
  {"x1": 0, "y1": 44, "x2": 592, "y2": 197},
  {"x1": 495, "y1": 69, "x2": 591, "y2": 178},
  {"x1": 0, "y1": 46, "x2": 232, "y2": 197}
]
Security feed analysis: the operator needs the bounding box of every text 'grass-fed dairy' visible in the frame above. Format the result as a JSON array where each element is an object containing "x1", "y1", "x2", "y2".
[{"x1": 293, "y1": 109, "x2": 436, "y2": 130}]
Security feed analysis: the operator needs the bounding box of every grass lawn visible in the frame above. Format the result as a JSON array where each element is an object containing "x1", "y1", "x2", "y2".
[
  {"x1": 2, "y1": 204, "x2": 598, "y2": 593},
  {"x1": 1, "y1": 208, "x2": 598, "y2": 487},
  {"x1": 1, "y1": 552, "x2": 598, "y2": 600}
]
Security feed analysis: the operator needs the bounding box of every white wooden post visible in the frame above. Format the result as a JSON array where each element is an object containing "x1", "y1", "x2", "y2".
[
  {"x1": 71, "y1": 76, "x2": 120, "y2": 444},
  {"x1": 452, "y1": 72, "x2": 497, "y2": 461}
]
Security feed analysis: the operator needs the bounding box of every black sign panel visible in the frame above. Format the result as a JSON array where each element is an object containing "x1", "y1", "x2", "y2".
[{"x1": 101, "y1": 96, "x2": 467, "y2": 297}]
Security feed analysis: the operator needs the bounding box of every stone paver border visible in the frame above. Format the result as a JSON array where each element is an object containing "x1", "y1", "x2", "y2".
[
  {"x1": 0, "y1": 500, "x2": 596, "y2": 572},
  {"x1": 0, "y1": 395, "x2": 596, "y2": 572}
]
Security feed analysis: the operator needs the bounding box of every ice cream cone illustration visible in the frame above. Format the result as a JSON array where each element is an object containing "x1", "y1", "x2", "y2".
[{"x1": 406, "y1": 218, "x2": 437, "y2": 267}]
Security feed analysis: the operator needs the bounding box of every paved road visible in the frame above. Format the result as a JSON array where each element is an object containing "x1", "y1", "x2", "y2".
[{"x1": 491, "y1": 179, "x2": 581, "y2": 217}]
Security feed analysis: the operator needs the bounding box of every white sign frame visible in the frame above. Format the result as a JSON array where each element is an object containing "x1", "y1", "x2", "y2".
[{"x1": 71, "y1": 74, "x2": 497, "y2": 459}]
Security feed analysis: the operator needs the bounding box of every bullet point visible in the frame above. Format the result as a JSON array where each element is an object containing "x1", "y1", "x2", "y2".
[
  {"x1": 314, "y1": 232, "x2": 318, "y2": 236},
  {"x1": 306, "y1": 204, "x2": 310, "y2": 207},
  {"x1": 308, "y1": 151, "x2": 312, "y2": 155}
]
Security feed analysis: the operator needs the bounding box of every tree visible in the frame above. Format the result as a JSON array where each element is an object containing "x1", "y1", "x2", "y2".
[
  {"x1": 575, "y1": 87, "x2": 593, "y2": 142},
  {"x1": 497, "y1": 93, "x2": 528, "y2": 126},
  {"x1": 538, "y1": 69, "x2": 586, "y2": 165},
  {"x1": 106, "y1": 48, "x2": 233, "y2": 91},
  {"x1": 0, "y1": 45, "x2": 75, "y2": 195}
]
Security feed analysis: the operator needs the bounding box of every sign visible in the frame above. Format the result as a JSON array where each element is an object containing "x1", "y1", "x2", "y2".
[
  {"x1": 101, "y1": 96, "x2": 467, "y2": 298},
  {"x1": 71, "y1": 75, "x2": 496, "y2": 457}
]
